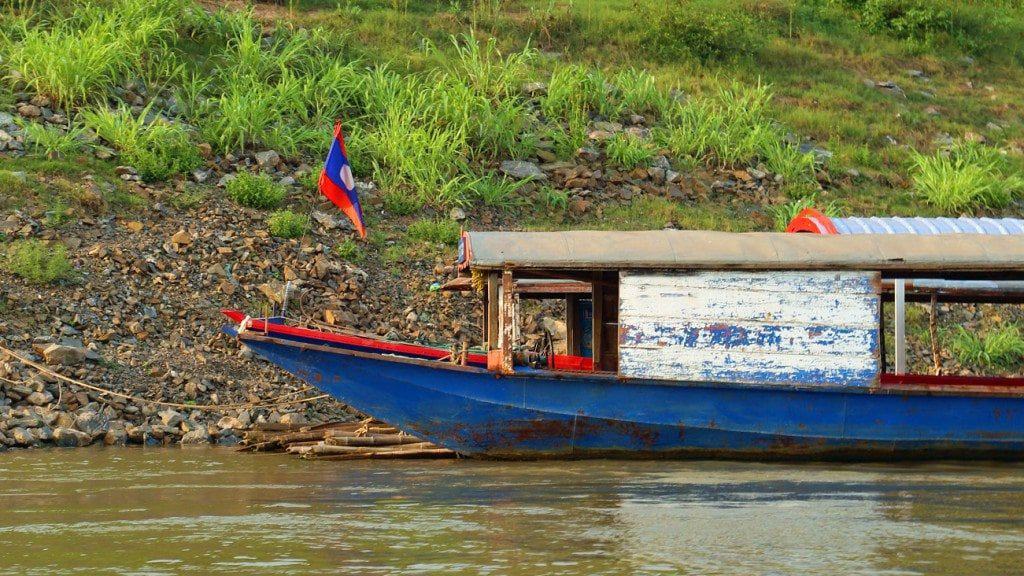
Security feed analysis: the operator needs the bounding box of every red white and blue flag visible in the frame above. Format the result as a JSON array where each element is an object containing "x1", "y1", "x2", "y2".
[{"x1": 318, "y1": 122, "x2": 366, "y2": 238}]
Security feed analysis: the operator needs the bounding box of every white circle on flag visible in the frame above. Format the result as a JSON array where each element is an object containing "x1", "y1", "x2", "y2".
[{"x1": 339, "y1": 164, "x2": 355, "y2": 191}]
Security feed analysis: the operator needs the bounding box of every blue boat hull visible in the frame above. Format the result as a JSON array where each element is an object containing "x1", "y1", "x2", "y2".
[{"x1": 238, "y1": 333, "x2": 1024, "y2": 460}]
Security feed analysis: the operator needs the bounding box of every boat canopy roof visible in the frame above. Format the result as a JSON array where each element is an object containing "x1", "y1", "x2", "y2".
[{"x1": 459, "y1": 230, "x2": 1024, "y2": 274}]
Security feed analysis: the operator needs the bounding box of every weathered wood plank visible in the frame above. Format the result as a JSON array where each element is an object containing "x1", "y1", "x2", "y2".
[
  {"x1": 621, "y1": 270, "x2": 878, "y2": 294},
  {"x1": 620, "y1": 320, "x2": 878, "y2": 356},
  {"x1": 619, "y1": 347, "x2": 878, "y2": 387},
  {"x1": 619, "y1": 287, "x2": 879, "y2": 327}
]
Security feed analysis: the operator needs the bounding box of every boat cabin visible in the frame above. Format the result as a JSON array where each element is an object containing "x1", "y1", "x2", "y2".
[{"x1": 450, "y1": 230, "x2": 1024, "y2": 391}]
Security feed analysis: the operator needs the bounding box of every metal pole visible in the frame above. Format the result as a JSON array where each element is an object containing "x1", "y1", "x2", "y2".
[{"x1": 894, "y1": 279, "x2": 906, "y2": 375}]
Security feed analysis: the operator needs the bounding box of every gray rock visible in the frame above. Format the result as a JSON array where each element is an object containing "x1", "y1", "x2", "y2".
[
  {"x1": 103, "y1": 427, "x2": 127, "y2": 446},
  {"x1": 255, "y1": 150, "x2": 281, "y2": 167},
  {"x1": 53, "y1": 427, "x2": 92, "y2": 447},
  {"x1": 521, "y1": 82, "x2": 547, "y2": 96},
  {"x1": 26, "y1": 391, "x2": 52, "y2": 406},
  {"x1": 280, "y1": 412, "x2": 306, "y2": 425},
  {"x1": 449, "y1": 207, "x2": 466, "y2": 221},
  {"x1": 216, "y1": 433, "x2": 240, "y2": 446},
  {"x1": 158, "y1": 409, "x2": 183, "y2": 428},
  {"x1": 499, "y1": 160, "x2": 546, "y2": 181},
  {"x1": 216, "y1": 416, "x2": 244, "y2": 430},
  {"x1": 180, "y1": 428, "x2": 211, "y2": 445},
  {"x1": 75, "y1": 410, "x2": 107, "y2": 437},
  {"x1": 9, "y1": 427, "x2": 33, "y2": 446},
  {"x1": 191, "y1": 169, "x2": 210, "y2": 183},
  {"x1": 42, "y1": 344, "x2": 87, "y2": 366},
  {"x1": 17, "y1": 104, "x2": 41, "y2": 118},
  {"x1": 216, "y1": 173, "x2": 236, "y2": 187},
  {"x1": 875, "y1": 81, "x2": 906, "y2": 98},
  {"x1": 798, "y1": 142, "x2": 833, "y2": 164}
]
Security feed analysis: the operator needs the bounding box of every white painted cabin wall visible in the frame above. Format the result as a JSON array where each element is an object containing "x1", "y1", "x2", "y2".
[{"x1": 618, "y1": 271, "x2": 881, "y2": 387}]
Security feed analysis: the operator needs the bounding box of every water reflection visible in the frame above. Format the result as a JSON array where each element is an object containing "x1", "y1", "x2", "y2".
[{"x1": 0, "y1": 449, "x2": 1022, "y2": 575}]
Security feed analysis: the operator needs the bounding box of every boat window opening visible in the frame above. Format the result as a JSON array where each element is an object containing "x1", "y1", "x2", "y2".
[{"x1": 880, "y1": 289, "x2": 1024, "y2": 381}]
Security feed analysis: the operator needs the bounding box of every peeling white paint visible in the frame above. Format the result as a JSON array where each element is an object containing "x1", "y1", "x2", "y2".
[{"x1": 619, "y1": 271, "x2": 881, "y2": 387}]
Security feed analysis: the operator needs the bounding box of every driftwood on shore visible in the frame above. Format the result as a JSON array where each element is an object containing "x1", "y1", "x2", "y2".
[{"x1": 238, "y1": 418, "x2": 457, "y2": 460}]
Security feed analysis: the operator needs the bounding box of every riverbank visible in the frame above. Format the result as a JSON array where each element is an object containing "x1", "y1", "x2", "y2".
[{"x1": 2, "y1": 0, "x2": 1024, "y2": 448}]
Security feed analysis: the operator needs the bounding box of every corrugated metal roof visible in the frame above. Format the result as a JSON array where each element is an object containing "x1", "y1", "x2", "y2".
[
  {"x1": 832, "y1": 216, "x2": 1024, "y2": 235},
  {"x1": 461, "y1": 230, "x2": 1024, "y2": 272},
  {"x1": 785, "y1": 209, "x2": 1024, "y2": 235}
]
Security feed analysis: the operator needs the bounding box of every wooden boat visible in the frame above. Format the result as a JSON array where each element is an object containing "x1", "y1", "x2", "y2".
[{"x1": 225, "y1": 230, "x2": 1024, "y2": 460}]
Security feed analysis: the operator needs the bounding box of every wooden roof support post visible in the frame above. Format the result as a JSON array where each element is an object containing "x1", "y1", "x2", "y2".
[
  {"x1": 498, "y1": 269, "x2": 515, "y2": 374},
  {"x1": 592, "y1": 272, "x2": 604, "y2": 371},
  {"x1": 895, "y1": 278, "x2": 906, "y2": 375}
]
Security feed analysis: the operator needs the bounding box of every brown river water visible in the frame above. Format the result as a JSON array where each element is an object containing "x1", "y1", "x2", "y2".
[{"x1": 1, "y1": 448, "x2": 1023, "y2": 575}]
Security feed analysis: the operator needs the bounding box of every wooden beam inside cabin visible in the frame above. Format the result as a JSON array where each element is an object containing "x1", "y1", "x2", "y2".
[
  {"x1": 592, "y1": 273, "x2": 604, "y2": 371},
  {"x1": 486, "y1": 272, "x2": 499, "y2": 350}
]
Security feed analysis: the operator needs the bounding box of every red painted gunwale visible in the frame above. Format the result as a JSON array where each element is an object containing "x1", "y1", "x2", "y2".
[{"x1": 222, "y1": 310, "x2": 594, "y2": 371}]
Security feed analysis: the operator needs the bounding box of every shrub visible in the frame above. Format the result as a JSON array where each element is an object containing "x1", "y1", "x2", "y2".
[
  {"x1": 860, "y1": 0, "x2": 952, "y2": 47},
  {"x1": 5, "y1": 239, "x2": 74, "y2": 284},
  {"x1": 640, "y1": 1, "x2": 765, "y2": 62},
  {"x1": 267, "y1": 210, "x2": 308, "y2": 238},
  {"x1": 407, "y1": 219, "x2": 461, "y2": 246},
  {"x1": 605, "y1": 133, "x2": 653, "y2": 169},
  {"x1": 226, "y1": 172, "x2": 286, "y2": 209},
  {"x1": 947, "y1": 325, "x2": 1024, "y2": 373},
  {"x1": 910, "y1": 143, "x2": 1023, "y2": 213}
]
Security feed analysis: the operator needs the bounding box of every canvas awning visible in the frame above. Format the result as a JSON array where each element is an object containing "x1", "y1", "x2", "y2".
[{"x1": 458, "y1": 230, "x2": 1024, "y2": 274}]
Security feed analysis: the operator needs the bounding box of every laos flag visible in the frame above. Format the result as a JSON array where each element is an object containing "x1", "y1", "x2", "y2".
[{"x1": 318, "y1": 122, "x2": 366, "y2": 238}]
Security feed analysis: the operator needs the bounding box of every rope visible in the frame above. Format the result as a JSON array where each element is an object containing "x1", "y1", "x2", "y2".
[{"x1": 0, "y1": 345, "x2": 329, "y2": 412}]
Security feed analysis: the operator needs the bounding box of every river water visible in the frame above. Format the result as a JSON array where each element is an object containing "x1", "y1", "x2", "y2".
[{"x1": 1, "y1": 448, "x2": 1022, "y2": 575}]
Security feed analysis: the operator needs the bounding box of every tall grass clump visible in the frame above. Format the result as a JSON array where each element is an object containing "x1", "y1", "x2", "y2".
[
  {"x1": 21, "y1": 122, "x2": 86, "y2": 158},
  {"x1": 1, "y1": 0, "x2": 194, "y2": 105},
  {"x1": 947, "y1": 325, "x2": 1024, "y2": 373},
  {"x1": 659, "y1": 81, "x2": 819, "y2": 195},
  {"x1": 910, "y1": 142, "x2": 1023, "y2": 213},
  {"x1": 5, "y1": 239, "x2": 74, "y2": 284},
  {"x1": 82, "y1": 105, "x2": 200, "y2": 181},
  {"x1": 226, "y1": 172, "x2": 286, "y2": 209},
  {"x1": 605, "y1": 133, "x2": 653, "y2": 169}
]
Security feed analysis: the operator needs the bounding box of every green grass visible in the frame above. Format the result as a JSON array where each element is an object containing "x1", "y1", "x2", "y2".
[
  {"x1": 910, "y1": 142, "x2": 1024, "y2": 213},
  {"x1": 226, "y1": 172, "x2": 286, "y2": 209},
  {"x1": 82, "y1": 105, "x2": 201, "y2": 182},
  {"x1": 769, "y1": 195, "x2": 843, "y2": 232},
  {"x1": 947, "y1": 325, "x2": 1024, "y2": 373},
  {"x1": 267, "y1": 210, "x2": 309, "y2": 238},
  {"x1": 407, "y1": 218, "x2": 462, "y2": 245},
  {"x1": 0, "y1": 0, "x2": 195, "y2": 106},
  {"x1": 4, "y1": 239, "x2": 74, "y2": 284},
  {"x1": 21, "y1": 122, "x2": 86, "y2": 158},
  {"x1": 3, "y1": 0, "x2": 1024, "y2": 230},
  {"x1": 335, "y1": 238, "x2": 363, "y2": 263},
  {"x1": 605, "y1": 133, "x2": 653, "y2": 170}
]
